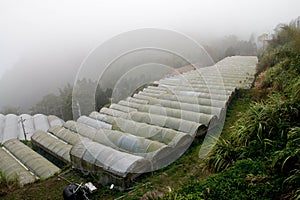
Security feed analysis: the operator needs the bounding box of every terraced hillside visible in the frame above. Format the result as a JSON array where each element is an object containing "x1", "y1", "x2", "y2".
[{"x1": 29, "y1": 56, "x2": 257, "y2": 190}]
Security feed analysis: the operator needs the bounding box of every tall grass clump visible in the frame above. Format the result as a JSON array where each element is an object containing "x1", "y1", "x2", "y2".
[{"x1": 205, "y1": 24, "x2": 300, "y2": 199}]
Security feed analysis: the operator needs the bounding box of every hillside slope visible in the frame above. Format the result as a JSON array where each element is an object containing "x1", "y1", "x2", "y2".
[{"x1": 166, "y1": 25, "x2": 300, "y2": 200}]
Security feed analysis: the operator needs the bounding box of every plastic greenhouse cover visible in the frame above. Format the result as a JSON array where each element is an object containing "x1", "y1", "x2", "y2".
[
  {"x1": 100, "y1": 107, "x2": 204, "y2": 135},
  {"x1": 77, "y1": 115, "x2": 112, "y2": 130},
  {"x1": 48, "y1": 115, "x2": 64, "y2": 127},
  {"x1": 157, "y1": 79, "x2": 252, "y2": 91},
  {"x1": 156, "y1": 76, "x2": 234, "y2": 83},
  {"x1": 64, "y1": 121, "x2": 166, "y2": 155},
  {"x1": 0, "y1": 114, "x2": 5, "y2": 142},
  {"x1": 70, "y1": 139, "x2": 152, "y2": 177},
  {"x1": 0, "y1": 147, "x2": 36, "y2": 186},
  {"x1": 89, "y1": 111, "x2": 194, "y2": 145},
  {"x1": 150, "y1": 86, "x2": 232, "y2": 100},
  {"x1": 31, "y1": 130, "x2": 72, "y2": 163},
  {"x1": 64, "y1": 56, "x2": 258, "y2": 180},
  {"x1": 33, "y1": 114, "x2": 50, "y2": 131},
  {"x1": 48, "y1": 125, "x2": 81, "y2": 145},
  {"x1": 18, "y1": 114, "x2": 35, "y2": 140},
  {"x1": 111, "y1": 102, "x2": 218, "y2": 126},
  {"x1": 149, "y1": 85, "x2": 232, "y2": 98},
  {"x1": 2, "y1": 114, "x2": 19, "y2": 143},
  {"x1": 0, "y1": 114, "x2": 65, "y2": 144},
  {"x1": 154, "y1": 79, "x2": 239, "y2": 88},
  {"x1": 3, "y1": 139, "x2": 61, "y2": 179},
  {"x1": 123, "y1": 97, "x2": 225, "y2": 119},
  {"x1": 144, "y1": 86, "x2": 233, "y2": 96},
  {"x1": 135, "y1": 92, "x2": 227, "y2": 108}
]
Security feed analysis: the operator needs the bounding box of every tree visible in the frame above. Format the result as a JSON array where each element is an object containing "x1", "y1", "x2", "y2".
[
  {"x1": 30, "y1": 84, "x2": 73, "y2": 120},
  {"x1": 58, "y1": 83, "x2": 73, "y2": 120},
  {"x1": 1, "y1": 105, "x2": 21, "y2": 115},
  {"x1": 95, "y1": 86, "x2": 112, "y2": 111},
  {"x1": 225, "y1": 46, "x2": 236, "y2": 57}
]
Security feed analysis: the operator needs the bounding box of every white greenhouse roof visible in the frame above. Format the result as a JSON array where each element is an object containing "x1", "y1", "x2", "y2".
[{"x1": 0, "y1": 114, "x2": 64, "y2": 144}]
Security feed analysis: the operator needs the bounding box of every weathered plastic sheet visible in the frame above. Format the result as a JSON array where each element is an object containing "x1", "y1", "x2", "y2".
[
  {"x1": 0, "y1": 147, "x2": 36, "y2": 186},
  {"x1": 64, "y1": 121, "x2": 167, "y2": 156},
  {"x1": 48, "y1": 125, "x2": 80, "y2": 145},
  {"x1": 135, "y1": 92, "x2": 227, "y2": 108},
  {"x1": 100, "y1": 107, "x2": 205, "y2": 135},
  {"x1": 4, "y1": 139, "x2": 61, "y2": 179},
  {"x1": 48, "y1": 115, "x2": 64, "y2": 127},
  {"x1": 70, "y1": 139, "x2": 152, "y2": 177},
  {"x1": 77, "y1": 115, "x2": 112, "y2": 130},
  {"x1": 31, "y1": 131, "x2": 72, "y2": 164},
  {"x1": 89, "y1": 111, "x2": 196, "y2": 144},
  {"x1": 110, "y1": 103, "x2": 218, "y2": 126},
  {"x1": 125, "y1": 97, "x2": 225, "y2": 119}
]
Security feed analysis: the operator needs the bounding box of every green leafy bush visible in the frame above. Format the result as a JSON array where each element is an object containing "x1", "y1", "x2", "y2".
[
  {"x1": 203, "y1": 24, "x2": 300, "y2": 199},
  {"x1": 166, "y1": 160, "x2": 276, "y2": 200},
  {"x1": 206, "y1": 93, "x2": 299, "y2": 172}
]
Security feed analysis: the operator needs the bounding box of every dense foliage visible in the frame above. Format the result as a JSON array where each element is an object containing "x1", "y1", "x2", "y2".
[
  {"x1": 29, "y1": 80, "x2": 112, "y2": 120},
  {"x1": 167, "y1": 25, "x2": 300, "y2": 199},
  {"x1": 166, "y1": 160, "x2": 276, "y2": 200}
]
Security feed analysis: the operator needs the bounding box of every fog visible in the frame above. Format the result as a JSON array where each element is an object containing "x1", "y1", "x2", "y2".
[{"x1": 0, "y1": 0, "x2": 299, "y2": 112}]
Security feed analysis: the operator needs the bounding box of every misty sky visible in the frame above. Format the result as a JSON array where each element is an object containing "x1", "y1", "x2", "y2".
[{"x1": 0, "y1": 0, "x2": 299, "y2": 111}]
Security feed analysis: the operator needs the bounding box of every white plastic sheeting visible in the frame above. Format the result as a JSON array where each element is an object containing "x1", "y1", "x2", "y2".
[
  {"x1": 48, "y1": 125, "x2": 81, "y2": 145},
  {"x1": 89, "y1": 111, "x2": 196, "y2": 144},
  {"x1": 63, "y1": 121, "x2": 172, "y2": 157},
  {"x1": 0, "y1": 114, "x2": 5, "y2": 142},
  {"x1": 99, "y1": 107, "x2": 204, "y2": 134},
  {"x1": 48, "y1": 115, "x2": 65, "y2": 127},
  {"x1": 144, "y1": 86, "x2": 233, "y2": 97},
  {"x1": 2, "y1": 114, "x2": 19, "y2": 143},
  {"x1": 18, "y1": 114, "x2": 34, "y2": 140},
  {"x1": 110, "y1": 102, "x2": 218, "y2": 126},
  {"x1": 33, "y1": 114, "x2": 50, "y2": 131},
  {"x1": 135, "y1": 92, "x2": 227, "y2": 108},
  {"x1": 123, "y1": 97, "x2": 225, "y2": 119},
  {"x1": 146, "y1": 85, "x2": 232, "y2": 101},
  {"x1": 0, "y1": 114, "x2": 64, "y2": 144},
  {"x1": 70, "y1": 139, "x2": 151, "y2": 177},
  {"x1": 77, "y1": 115, "x2": 112, "y2": 130},
  {"x1": 74, "y1": 56, "x2": 256, "y2": 180}
]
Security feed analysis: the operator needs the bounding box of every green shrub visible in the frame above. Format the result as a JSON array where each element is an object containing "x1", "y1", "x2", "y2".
[
  {"x1": 207, "y1": 93, "x2": 299, "y2": 171},
  {"x1": 205, "y1": 136, "x2": 244, "y2": 172},
  {"x1": 283, "y1": 168, "x2": 300, "y2": 199},
  {"x1": 166, "y1": 160, "x2": 275, "y2": 200},
  {"x1": 290, "y1": 78, "x2": 300, "y2": 103},
  {"x1": 271, "y1": 127, "x2": 300, "y2": 199}
]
